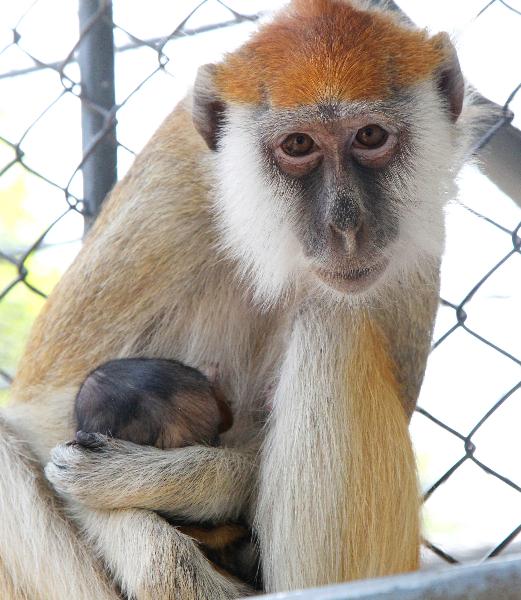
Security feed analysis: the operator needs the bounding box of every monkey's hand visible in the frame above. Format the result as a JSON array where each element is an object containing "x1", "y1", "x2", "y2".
[{"x1": 45, "y1": 432, "x2": 256, "y2": 522}]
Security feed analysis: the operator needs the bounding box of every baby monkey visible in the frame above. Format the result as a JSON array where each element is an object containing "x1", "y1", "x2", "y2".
[
  {"x1": 74, "y1": 358, "x2": 259, "y2": 588},
  {"x1": 74, "y1": 357, "x2": 233, "y2": 448}
]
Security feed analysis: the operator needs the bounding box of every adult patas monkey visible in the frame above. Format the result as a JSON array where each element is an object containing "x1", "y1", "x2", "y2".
[{"x1": 0, "y1": 0, "x2": 475, "y2": 597}]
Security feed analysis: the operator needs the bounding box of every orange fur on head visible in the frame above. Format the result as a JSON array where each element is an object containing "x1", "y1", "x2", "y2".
[{"x1": 215, "y1": 0, "x2": 447, "y2": 107}]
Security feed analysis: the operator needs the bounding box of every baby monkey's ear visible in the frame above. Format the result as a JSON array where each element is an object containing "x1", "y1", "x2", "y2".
[
  {"x1": 214, "y1": 388, "x2": 234, "y2": 434},
  {"x1": 199, "y1": 363, "x2": 234, "y2": 434},
  {"x1": 193, "y1": 63, "x2": 226, "y2": 151},
  {"x1": 432, "y1": 32, "x2": 465, "y2": 122}
]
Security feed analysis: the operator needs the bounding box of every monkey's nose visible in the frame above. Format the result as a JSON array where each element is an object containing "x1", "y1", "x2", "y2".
[{"x1": 329, "y1": 221, "x2": 363, "y2": 255}]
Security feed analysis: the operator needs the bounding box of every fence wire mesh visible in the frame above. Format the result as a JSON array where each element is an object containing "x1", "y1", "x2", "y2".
[{"x1": 0, "y1": 0, "x2": 520, "y2": 578}]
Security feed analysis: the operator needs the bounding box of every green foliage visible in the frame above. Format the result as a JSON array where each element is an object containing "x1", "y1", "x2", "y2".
[{"x1": 0, "y1": 142, "x2": 78, "y2": 403}]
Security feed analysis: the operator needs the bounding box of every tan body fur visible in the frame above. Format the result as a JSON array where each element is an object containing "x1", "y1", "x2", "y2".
[
  {"x1": 3, "y1": 106, "x2": 276, "y2": 598},
  {"x1": 0, "y1": 0, "x2": 470, "y2": 597}
]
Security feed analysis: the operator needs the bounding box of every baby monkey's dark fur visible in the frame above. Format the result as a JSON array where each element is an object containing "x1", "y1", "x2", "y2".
[
  {"x1": 74, "y1": 358, "x2": 259, "y2": 588},
  {"x1": 75, "y1": 358, "x2": 233, "y2": 449}
]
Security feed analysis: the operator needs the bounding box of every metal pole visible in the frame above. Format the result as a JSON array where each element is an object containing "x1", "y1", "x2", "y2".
[{"x1": 78, "y1": 0, "x2": 117, "y2": 232}]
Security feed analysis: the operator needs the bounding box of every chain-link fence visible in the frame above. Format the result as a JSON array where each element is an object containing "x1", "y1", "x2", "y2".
[{"x1": 1, "y1": 0, "x2": 520, "y2": 590}]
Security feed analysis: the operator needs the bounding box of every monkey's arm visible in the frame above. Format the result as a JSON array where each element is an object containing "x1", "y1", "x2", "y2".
[{"x1": 45, "y1": 435, "x2": 257, "y2": 522}]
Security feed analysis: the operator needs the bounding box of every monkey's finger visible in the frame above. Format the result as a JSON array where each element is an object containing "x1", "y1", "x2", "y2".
[
  {"x1": 75, "y1": 430, "x2": 109, "y2": 451},
  {"x1": 44, "y1": 461, "x2": 71, "y2": 492},
  {"x1": 48, "y1": 441, "x2": 84, "y2": 470}
]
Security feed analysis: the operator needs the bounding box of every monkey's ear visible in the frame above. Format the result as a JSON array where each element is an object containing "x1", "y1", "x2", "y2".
[
  {"x1": 432, "y1": 33, "x2": 465, "y2": 122},
  {"x1": 193, "y1": 63, "x2": 226, "y2": 151}
]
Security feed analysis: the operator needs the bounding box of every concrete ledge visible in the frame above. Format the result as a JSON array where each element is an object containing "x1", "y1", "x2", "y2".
[{"x1": 255, "y1": 553, "x2": 521, "y2": 599}]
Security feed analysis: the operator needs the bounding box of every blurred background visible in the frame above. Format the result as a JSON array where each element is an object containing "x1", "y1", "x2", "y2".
[{"x1": 0, "y1": 0, "x2": 520, "y2": 571}]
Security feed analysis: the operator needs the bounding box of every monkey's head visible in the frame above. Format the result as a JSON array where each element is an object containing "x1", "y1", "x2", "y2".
[
  {"x1": 74, "y1": 358, "x2": 233, "y2": 449},
  {"x1": 193, "y1": 0, "x2": 469, "y2": 305}
]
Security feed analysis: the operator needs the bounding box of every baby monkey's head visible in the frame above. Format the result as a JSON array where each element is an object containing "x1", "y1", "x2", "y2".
[{"x1": 74, "y1": 358, "x2": 233, "y2": 449}]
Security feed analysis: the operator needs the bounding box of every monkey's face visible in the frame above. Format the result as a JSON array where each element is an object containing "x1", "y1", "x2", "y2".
[
  {"x1": 214, "y1": 88, "x2": 457, "y2": 305},
  {"x1": 261, "y1": 104, "x2": 410, "y2": 296}
]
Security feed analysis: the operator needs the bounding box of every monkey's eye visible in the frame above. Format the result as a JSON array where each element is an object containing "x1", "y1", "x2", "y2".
[
  {"x1": 354, "y1": 125, "x2": 388, "y2": 149},
  {"x1": 281, "y1": 133, "x2": 315, "y2": 157}
]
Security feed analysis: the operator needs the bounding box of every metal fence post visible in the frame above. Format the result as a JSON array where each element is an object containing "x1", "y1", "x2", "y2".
[{"x1": 78, "y1": 0, "x2": 117, "y2": 231}]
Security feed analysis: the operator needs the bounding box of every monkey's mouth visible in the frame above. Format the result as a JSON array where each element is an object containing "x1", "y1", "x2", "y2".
[{"x1": 314, "y1": 259, "x2": 389, "y2": 294}]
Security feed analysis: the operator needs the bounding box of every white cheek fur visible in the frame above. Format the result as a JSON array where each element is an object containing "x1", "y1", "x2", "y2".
[
  {"x1": 213, "y1": 105, "x2": 304, "y2": 307},
  {"x1": 386, "y1": 83, "x2": 464, "y2": 285}
]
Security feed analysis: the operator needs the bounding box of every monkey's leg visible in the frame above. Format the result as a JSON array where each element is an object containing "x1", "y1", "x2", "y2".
[
  {"x1": 0, "y1": 414, "x2": 118, "y2": 600},
  {"x1": 72, "y1": 505, "x2": 252, "y2": 600},
  {"x1": 257, "y1": 303, "x2": 420, "y2": 592},
  {"x1": 45, "y1": 434, "x2": 256, "y2": 522}
]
